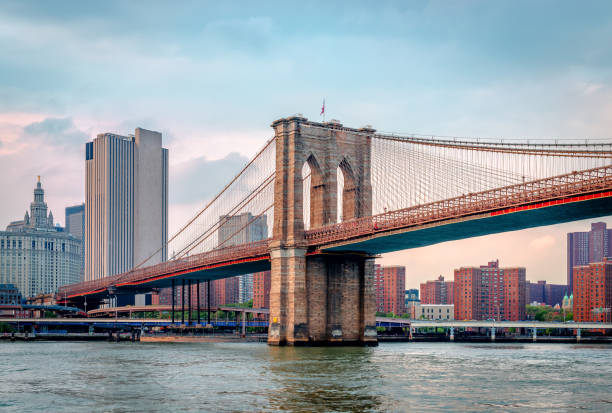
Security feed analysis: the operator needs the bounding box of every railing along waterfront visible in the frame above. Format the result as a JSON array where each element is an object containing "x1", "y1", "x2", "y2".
[{"x1": 305, "y1": 165, "x2": 612, "y2": 246}]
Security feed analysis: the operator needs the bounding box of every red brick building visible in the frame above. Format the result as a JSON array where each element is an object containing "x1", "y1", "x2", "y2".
[
  {"x1": 420, "y1": 275, "x2": 454, "y2": 305},
  {"x1": 454, "y1": 267, "x2": 477, "y2": 320},
  {"x1": 454, "y1": 260, "x2": 526, "y2": 321},
  {"x1": 253, "y1": 271, "x2": 271, "y2": 309},
  {"x1": 375, "y1": 265, "x2": 406, "y2": 315},
  {"x1": 375, "y1": 264, "x2": 384, "y2": 312},
  {"x1": 212, "y1": 276, "x2": 240, "y2": 306},
  {"x1": 573, "y1": 260, "x2": 612, "y2": 322}
]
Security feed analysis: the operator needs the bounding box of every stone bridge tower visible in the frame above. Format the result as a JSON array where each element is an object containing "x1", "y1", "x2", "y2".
[{"x1": 268, "y1": 116, "x2": 377, "y2": 345}]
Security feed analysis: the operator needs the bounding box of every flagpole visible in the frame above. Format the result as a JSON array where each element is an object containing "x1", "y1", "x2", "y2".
[{"x1": 321, "y1": 98, "x2": 326, "y2": 123}]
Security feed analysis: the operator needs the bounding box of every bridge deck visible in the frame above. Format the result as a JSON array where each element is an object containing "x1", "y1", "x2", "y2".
[{"x1": 59, "y1": 165, "x2": 612, "y2": 301}]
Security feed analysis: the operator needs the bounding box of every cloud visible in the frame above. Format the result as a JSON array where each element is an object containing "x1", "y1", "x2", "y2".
[
  {"x1": 529, "y1": 235, "x2": 556, "y2": 250},
  {"x1": 22, "y1": 117, "x2": 88, "y2": 148},
  {"x1": 170, "y1": 152, "x2": 249, "y2": 204}
]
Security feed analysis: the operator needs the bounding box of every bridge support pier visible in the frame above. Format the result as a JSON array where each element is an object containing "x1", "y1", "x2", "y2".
[
  {"x1": 532, "y1": 328, "x2": 537, "y2": 342},
  {"x1": 449, "y1": 327, "x2": 454, "y2": 341},
  {"x1": 241, "y1": 311, "x2": 246, "y2": 337},
  {"x1": 197, "y1": 280, "x2": 201, "y2": 326},
  {"x1": 188, "y1": 280, "x2": 192, "y2": 326},
  {"x1": 181, "y1": 279, "x2": 185, "y2": 326},
  {"x1": 490, "y1": 327, "x2": 495, "y2": 342},
  {"x1": 576, "y1": 328, "x2": 581, "y2": 342},
  {"x1": 171, "y1": 279, "x2": 175, "y2": 325},
  {"x1": 207, "y1": 280, "x2": 211, "y2": 326},
  {"x1": 268, "y1": 245, "x2": 377, "y2": 346}
]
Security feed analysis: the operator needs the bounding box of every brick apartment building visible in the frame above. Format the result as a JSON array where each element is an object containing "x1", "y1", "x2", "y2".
[
  {"x1": 573, "y1": 260, "x2": 612, "y2": 322},
  {"x1": 375, "y1": 265, "x2": 406, "y2": 315},
  {"x1": 420, "y1": 275, "x2": 454, "y2": 305},
  {"x1": 253, "y1": 271, "x2": 271, "y2": 309},
  {"x1": 567, "y1": 222, "x2": 612, "y2": 293},
  {"x1": 454, "y1": 259, "x2": 526, "y2": 321}
]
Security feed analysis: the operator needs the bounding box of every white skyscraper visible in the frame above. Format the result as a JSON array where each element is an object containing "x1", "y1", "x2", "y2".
[{"x1": 85, "y1": 128, "x2": 168, "y2": 281}]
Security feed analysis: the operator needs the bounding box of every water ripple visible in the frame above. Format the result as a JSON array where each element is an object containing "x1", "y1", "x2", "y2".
[{"x1": 0, "y1": 341, "x2": 611, "y2": 412}]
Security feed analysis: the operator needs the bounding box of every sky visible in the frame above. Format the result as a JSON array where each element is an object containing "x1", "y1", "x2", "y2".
[{"x1": 0, "y1": 1, "x2": 611, "y2": 288}]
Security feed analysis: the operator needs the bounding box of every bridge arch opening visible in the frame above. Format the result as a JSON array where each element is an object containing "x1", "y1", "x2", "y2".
[
  {"x1": 337, "y1": 158, "x2": 357, "y2": 222},
  {"x1": 302, "y1": 154, "x2": 324, "y2": 230}
]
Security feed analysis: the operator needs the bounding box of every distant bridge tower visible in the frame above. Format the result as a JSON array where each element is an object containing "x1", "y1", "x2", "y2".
[{"x1": 268, "y1": 116, "x2": 377, "y2": 345}]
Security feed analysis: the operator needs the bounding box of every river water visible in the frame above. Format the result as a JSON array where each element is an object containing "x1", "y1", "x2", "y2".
[{"x1": 1, "y1": 341, "x2": 611, "y2": 412}]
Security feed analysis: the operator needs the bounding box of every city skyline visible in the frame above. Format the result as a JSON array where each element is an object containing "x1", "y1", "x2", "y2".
[{"x1": 1, "y1": 1, "x2": 612, "y2": 290}]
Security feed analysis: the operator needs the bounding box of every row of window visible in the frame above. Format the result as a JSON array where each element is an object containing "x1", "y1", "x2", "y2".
[{"x1": 0, "y1": 239, "x2": 79, "y2": 253}]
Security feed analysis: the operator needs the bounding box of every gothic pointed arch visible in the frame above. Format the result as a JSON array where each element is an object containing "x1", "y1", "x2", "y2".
[
  {"x1": 303, "y1": 153, "x2": 326, "y2": 229},
  {"x1": 338, "y1": 157, "x2": 358, "y2": 221}
]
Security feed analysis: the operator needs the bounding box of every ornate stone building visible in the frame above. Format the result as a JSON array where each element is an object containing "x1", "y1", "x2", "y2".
[{"x1": 0, "y1": 178, "x2": 82, "y2": 297}]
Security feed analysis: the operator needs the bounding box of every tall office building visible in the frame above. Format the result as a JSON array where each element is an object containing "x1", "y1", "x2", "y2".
[
  {"x1": 567, "y1": 222, "x2": 612, "y2": 293},
  {"x1": 454, "y1": 260, "x2": 526, "y2": 321},
  {"x1": 420, "y1": 275, "x2": 454, "y2": 305},
  {"x1": 217, "y1": 212, "x2": 268, "y2": 304},
  {"x1": 0, "y1": 178, "x2": 82, "y2": 297},
  {"x1": 85, "y1": 128, "x2": 168, "y2": 281},
  {"x1": 65, "y1": 204, "x2": 85, "y2": 278}
]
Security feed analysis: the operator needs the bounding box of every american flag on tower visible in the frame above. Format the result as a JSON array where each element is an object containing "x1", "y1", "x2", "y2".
[{"x1": 320, "y1": 99, "x2": 325, "y2": 116}]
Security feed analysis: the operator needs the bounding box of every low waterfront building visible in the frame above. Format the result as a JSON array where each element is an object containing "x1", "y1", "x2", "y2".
[
  {"x1": 0, "y1": 178, "x2": 82, "y2": 298},
  {"x1": 408, "y1": 303, "x2": 454, "y2": 320}
]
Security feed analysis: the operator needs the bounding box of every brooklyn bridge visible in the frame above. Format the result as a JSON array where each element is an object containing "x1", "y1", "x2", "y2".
[{"x1": 59, "y1": 116, "x2": 612, "y2": 345}]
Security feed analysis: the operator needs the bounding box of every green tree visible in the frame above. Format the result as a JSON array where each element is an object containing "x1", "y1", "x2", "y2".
[{"x1": 0, "y1": 322, "x2": 14, "y2": 333}]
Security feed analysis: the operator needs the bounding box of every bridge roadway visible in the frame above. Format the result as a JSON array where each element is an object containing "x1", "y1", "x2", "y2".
[
  {"x1": 87, "y1": 305, "x2": 269, "y2": 317},
  {"x1": 59, "y1": 165, "x2": 612, "y2": 303},
  {"x1": 3, "y1": 317, "x2": 612, "y2": 331}
]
